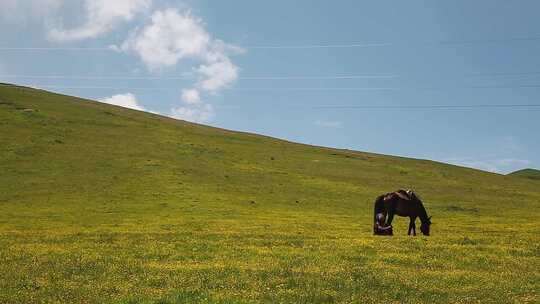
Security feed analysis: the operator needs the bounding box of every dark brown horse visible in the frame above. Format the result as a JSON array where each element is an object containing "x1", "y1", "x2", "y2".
[{"x1": 373, "y1": 189, "x2": 432, "y2": 236}]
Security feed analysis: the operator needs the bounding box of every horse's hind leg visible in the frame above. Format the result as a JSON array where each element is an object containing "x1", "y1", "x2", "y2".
[
  {"x1": 412, "y1": 217, "x2": 417, "y2": 236},
  {"x1": 408, "y1": 217, "x2": 413, "y2": 235}
]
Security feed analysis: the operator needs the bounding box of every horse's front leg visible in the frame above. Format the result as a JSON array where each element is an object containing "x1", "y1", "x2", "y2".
[
  {"x1": 408, "y1": 217, "x2": 413, "y2": 235},
  {"x1": 412, "y1": 217, "x2": 417, "y2": 236},
  {"x1": 386, "y1": 212, "x2": 394, "y2": 226}
]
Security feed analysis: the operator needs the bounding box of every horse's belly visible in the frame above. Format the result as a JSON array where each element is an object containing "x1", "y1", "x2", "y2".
[{"x1": 394, "y1": 205, "x2": 410, "y2": 216}]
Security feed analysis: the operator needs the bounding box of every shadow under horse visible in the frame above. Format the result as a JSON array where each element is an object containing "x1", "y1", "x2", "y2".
[{"x1": 373, "y1": 189, "x2": 432, "y2": 236}]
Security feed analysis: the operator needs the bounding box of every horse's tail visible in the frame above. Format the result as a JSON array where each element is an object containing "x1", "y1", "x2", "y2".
[
  {"x1": 373, "y1": 194, "x2": 385, "y2": 221},
  {"x1": 373, "y1": 194, "x2": 385, "y2": 235}
]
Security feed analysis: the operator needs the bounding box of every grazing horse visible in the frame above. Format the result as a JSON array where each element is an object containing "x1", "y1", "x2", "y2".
[{"x1": 373, "y1": 189, "x2": 432, "y2": 236}]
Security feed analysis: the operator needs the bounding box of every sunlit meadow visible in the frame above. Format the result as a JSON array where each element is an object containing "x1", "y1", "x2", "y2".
[{"x1": 1, "y1": 84, "x2": 538, "y2": 303}]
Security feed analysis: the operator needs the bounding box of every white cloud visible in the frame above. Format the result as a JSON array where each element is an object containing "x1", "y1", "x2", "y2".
[
  {"x1": 121, "y1": 8, "x2": 242, "y2": 90},
  {"x1": 196, "y1": 54, "x2": 239, "y2": 92},
  {"x1": 121, "y1": 8, "x2": 243, "y2": 91},
  {"x1": 495, "y1": 158, "x2": 531, "y2": 166},
  {"x1": 121, "y1": 7, "x2": 243, "y2": 124},
  {"x1": 0, "y1": 0, "x2": 63, "y2": 26},
  {"x1": 170, "y1": 104, "x2": 214, "y2": 124},
  {"x1": 443, "y1": 156, "x2": 531, "y2": 173},
  {"x1": 181, "y1": 88, "x2": 201, "y2": 105},
  {"x1": 441, "y1": 136, "x2": 533, "y2": 174},
  {"x1": 315, "y1": 120, "x2": 343, "y2": 128},
  {"x1": 444, "y1": 157, "x2": 500, "y2": 173},
  {"x1": 48, "y1": 0, "x2": 151, "y2": 41},
  {"x1": 99, "y1": 93, "x2": 146, "y2": 111},
  {"x1": 121, "y1": 8, "x2": 210, "y2": 71}
]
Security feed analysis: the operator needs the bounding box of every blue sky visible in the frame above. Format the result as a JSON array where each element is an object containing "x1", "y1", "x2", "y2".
[{"x1": 1, "y1": 0, "x2": 539, "y2": 173}]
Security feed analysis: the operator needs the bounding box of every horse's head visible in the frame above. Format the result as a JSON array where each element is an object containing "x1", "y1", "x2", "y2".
[{"x1": 420, "y1": 216, "x2": 432, "y2": 236}]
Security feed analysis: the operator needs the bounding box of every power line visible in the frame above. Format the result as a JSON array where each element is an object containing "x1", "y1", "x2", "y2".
[
  {"x1": 231, "y1": 87, "x2": 400, "y2": 91},
  {"x1": 309, "y1": 104, "x2": 540, "y2": 109},
  {"x1": 467, "y1": 71, "x2": 540, "y2": 77},
  {"x1": 242, "y1": 75, "x2": 398, "y2": 79},
  {"x1": 22, "y1": 84, "x2": 540, "y2": 91},
  {"x1": 1, "y1": 75, "x2": 193, "y2": 80},
  {"x1": 0, "y1": 74, "x2": 399, "y2": 80},
  {"x1": 247, "y1": 37, "x2": 540, "y2": 49},
  {"x1": 21, "y1": 84, "x2": 400, "y2": 91},
  {"x1": 4, "y1": 71, "x2": 540, "y2": 81},
  {"x1": 0, "y1": 47, "x2": 112, "y2": 51},
  {"x1": 427, "y1": 36, "x2": 540, "y2": 45},
  {"x1": 214, "y1": 104, "x2": 540, "y2": 111},
  {"x1": 1, "y1": 35, "x2": 540, "y2": 51},
  {"x1": 4, "y1": 83, "x2": 538, "y2": 111},
  {"x1": 3, "y1": 71, "x2": 540, "y2": 81},
  {"x1": 246, "y1": 43, "x2": 394, "y2": 49}
]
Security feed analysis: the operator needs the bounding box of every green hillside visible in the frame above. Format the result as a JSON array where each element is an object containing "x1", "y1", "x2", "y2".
[
  {"x1": 508, "y1": 168, "x2": 540, "y2": 181},
  {"x1": 1, "y1": 83, "x2": 538, "y2": 303}
]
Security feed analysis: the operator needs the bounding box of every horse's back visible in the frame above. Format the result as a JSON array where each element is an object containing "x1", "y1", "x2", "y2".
[{"x1": 385, "y1": 191, "x2": 421, "y2": 216}]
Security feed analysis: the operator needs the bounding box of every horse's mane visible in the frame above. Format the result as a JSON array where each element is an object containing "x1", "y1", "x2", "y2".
[{"x1": 407, "y1": 189, "x2": 421, "y2": 202}]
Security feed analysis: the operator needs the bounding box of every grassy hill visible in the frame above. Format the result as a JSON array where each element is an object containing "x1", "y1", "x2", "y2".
[
  {"x1": 1, "y1": 83, "x2": 538, "y2": 303},
  {"x1": 508, "y1": 168, "x2": 540, "y2": 181}
]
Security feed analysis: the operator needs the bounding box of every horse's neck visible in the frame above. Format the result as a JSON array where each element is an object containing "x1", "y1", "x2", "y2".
[{"x1": 418, "y1": 203, "x2": 429, "y2": 223}]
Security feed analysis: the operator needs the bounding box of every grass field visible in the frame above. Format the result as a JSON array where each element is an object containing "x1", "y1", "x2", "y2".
[
  {"x1": 508, "y1": 168, "x2": 540, "y2": 181},
  {"x1": 1, "y1": 83, "x2": 539, "y2": 303}
]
